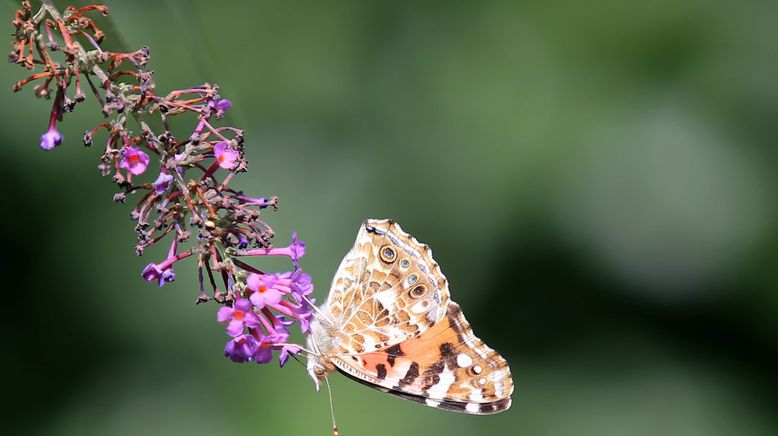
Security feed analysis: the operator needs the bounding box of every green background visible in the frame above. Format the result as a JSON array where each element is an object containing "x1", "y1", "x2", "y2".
[{"x1": 3, "y1": 0, "x2": 777, "y2": 435}]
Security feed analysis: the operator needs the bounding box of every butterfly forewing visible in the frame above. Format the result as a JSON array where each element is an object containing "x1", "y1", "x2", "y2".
[{"x1": 325, "y1": 219, "x2": 450, "y2": 354}]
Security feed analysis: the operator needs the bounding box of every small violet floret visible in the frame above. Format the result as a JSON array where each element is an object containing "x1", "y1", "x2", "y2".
[
  {"x1": 289, "y1": 297, "x2": 315, "y2": 334},
  {"x1": 40, "y1": 127, "x2": 62, "y2": 151},
  {"x1": 246, "y1": 273, "x2": 283, "y2": 309},
  {"x1": 213, "y1": 141, "x2": 239, "y2": 170},
  {"x1": 141, "y1": 263, "x2": 176, "y2": 287},
  {"x1": 119, "y1": 146, "x2": 150, "y2": 175},
  {"x1": 253, "y1": 325, "x2": 291, "y2": 364},
  {"x1": 210, "y1": 98, "x2": 232, "y2": 112},
  {"x1": 224, "y1": 334, "x2": 258, "y2": 363},
  {"x1": 152, "y1": 172, "x2": 174, "y2": 194},
  {"x1": 278, "y1": 343, "x2": 302, "y2": 367},
  {"x1": 217, "y1": 299, "x2": 259, "y2": 337},
  {"x1": 290, "y1": 269, "x2": 314, "y2": 302}
]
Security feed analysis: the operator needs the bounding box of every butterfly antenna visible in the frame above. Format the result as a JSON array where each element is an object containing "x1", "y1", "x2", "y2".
[
  {"x1": 301, "y1": 294, "x2": 337, "y2": 325},
  {"x1": 324, "y1": 375, "x2": 339, "y2": 436},
  {"x1": 290, "y1": 353, "x2": 307, "y2": 367}
]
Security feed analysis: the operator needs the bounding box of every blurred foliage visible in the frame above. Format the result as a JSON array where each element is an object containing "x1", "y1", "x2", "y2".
[{"x1": 2, "y1": 0, "x2": 776, "y2": 435}]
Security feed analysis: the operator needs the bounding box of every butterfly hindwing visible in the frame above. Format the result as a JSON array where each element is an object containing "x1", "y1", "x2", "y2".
[{"x1": 331, "y1": 302, "x2": 514, "y2": 415}]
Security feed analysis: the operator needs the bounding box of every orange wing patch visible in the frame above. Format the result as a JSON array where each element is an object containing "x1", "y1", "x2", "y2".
[{"x1": 332, "y1": 302, "x2": 513, "y2": 415}]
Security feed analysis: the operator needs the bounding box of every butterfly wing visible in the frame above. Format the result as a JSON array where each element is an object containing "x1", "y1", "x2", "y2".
[
  {"x1": 324, "y1": 219, "x2": 450, "y2": 354},
  {"x1": 319, "y1": 218, "x2": 513, "y2": 414},
  {"x1": 332, "y1": 302, "x2": 514, "y2": 414}
]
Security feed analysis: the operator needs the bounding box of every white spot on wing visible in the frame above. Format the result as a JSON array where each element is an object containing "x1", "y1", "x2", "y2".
[
  {"x1": 456, "y1": 353, "x2": 473, "y2": 368},
  {"x1": 375, "y1": 290, "x2": 394, "y2": 309},
  {"x1": 427, "y1": 369, "x2": 456, "y2": 399},
  {"x1": 411, "y1": 300, "x2": 428, "y2": 314}
]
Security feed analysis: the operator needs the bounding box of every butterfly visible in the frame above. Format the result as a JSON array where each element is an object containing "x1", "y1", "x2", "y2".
[{"x1": 305, "y1": 219, "x2": 514, "y2": 425}]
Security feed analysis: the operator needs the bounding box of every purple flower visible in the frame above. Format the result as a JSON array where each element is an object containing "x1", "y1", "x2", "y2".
[
  {"x1": 119, "y1": 146, "x2": 150, "y2": 175},
  {"x1": 210, "y1": 98, "x2": 232, "y2": 112},
  {"x1": 141, "y1": 263, "x2": 176, "y2": 287},
  {"x1": 279, "y1": 343, "x2": 302, "y2": 367},
  {"x1": 232, "y1": 195, "x2": 275, "y2": 208},
  {"x1": 236, "y1": 233, "x2": 249, "y2": 249},
  {"x1": 159, "y1": 268, "x2": 176, "y2": 285},
  {"x1": 141, "y1": 263, "x2": 162, "y2": 281},
  {"x1": 40, "y1": 127, "x2": 63, "y2": 151},
  {"x1": 152, "y1": 172, "x2": 174, "y2": 194},
  {"x1": 217, "y1": 299, "x2": 259, "y2": 337},
  {"x1": 214, "y1": 141, "x2": 239, "y2": 170},
  {"x1": 290, "y1": 269, "x2": 314, "y2": 303},
  {"x1": 287, "y1": 297, "x2": 315, "y2": 333},
  {"x1": 252, "y1": 344, "x2": 273, "y2": 363},
  {"x1": 227, "y1": 229, "x2": 250, "y2": 249},
  {"x1": 139, "y1": 236, "x2": 192, "y2": 287},
  {"x1": 224, "y1": 334, "x2": 258, "y2": 363},
  {"x1": 289, "y1": 231, "x2": 306, "y2": 266},
  {"x1": 237, "y1": 232, "x2": 306, "y2": 262},
  {"x1": 247, "y1": 273, "x2": 283, "y2": 309},
  {"x1": 252, "y1": 325, "x2": 290, "y2": 364}
]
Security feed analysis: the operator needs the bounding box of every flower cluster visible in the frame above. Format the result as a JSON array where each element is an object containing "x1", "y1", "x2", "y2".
[
  {"x1": 8, "y1": 1, "x2": 313, "y2": 366},
  {"x1": 218, "y1": 266, "x2": 314, "y2": 365}
]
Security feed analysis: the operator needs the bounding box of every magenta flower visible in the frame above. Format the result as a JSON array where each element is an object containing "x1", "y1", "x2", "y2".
[
  {"x1": 236, "y1": 232, "x2": 249, "y2": 249},
  {"x1": 217, "y1": 299, "x2": 259, "y2": 337},
  {"x1": 141, "y1": 263, "x2": 176, "y2": 287},
  {"x1": 231, "y1": 194, "x2": 275, "y2": 208},
  {"x1": 278, "y1": 343, "x2": 302, "y2": 367},
  {"x1": 224, "y1": 334, "x2": 258, "y2": 363},
  {"x1": 237, "y1": 232, "x2": 306, "y2": 264},
  {"x1": 152, "y1": 172, "x2": 174, "y2": 194},
  {"x1": 246, "y1": 273, "x2": 283, "y2": 309},
  {"x1": 160, "y1": 269, "x2": 176, "y2": 285},
  {"x1": 289, "y1": 231, "x2": 305, "y2": 267},
  {"x1": 119, "y1": 146, "x2": 150, "y2": 175},
  {"x1": 214, "y1": 141, "x2": 239, "y2": 170},
  {"x1": 290, "y1": 269, "x2": 314, "y2": 302},
  {"x1": 259, "y1": 268, "x2": 313, "y2": 303},
  {"x1": 252, "y1": 325, "x2": 290, "y2": 364},
  {"x1": 40, "y1": 127, "x2": 63, "y2": 151},
  {"x1": 252, "y1": 338, "x2": 275, "y2": 364},
  {"x1": 209, "y1": 97, "x2": 232, "y2": 112},
  {"x1": 140, "y1": 237, "x2": 191, "y2": 287},
  {"x1": 288, "y1": 298, "x2": 315, "y2": 333}
]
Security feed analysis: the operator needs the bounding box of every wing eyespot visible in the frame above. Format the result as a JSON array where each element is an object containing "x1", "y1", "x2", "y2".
[
  {"x1": 469, "y1": 364, "x2": 484, "y2": 376},
  {"x1": 409, "y1": 284, "x2": 427, "y2": 298},
  {"x1": 379, "y1": 245, "x2": 397, "y2": 263}
]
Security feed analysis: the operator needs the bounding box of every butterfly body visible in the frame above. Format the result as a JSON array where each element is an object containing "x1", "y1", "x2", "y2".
[{"x1": 307, "y1": 219, "x2": 513, "y2": 415}]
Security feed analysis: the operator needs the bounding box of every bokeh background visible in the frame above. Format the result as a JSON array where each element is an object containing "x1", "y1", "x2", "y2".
[{"x1": 3, "y1": 0, "x2": 777, "y2": 435}]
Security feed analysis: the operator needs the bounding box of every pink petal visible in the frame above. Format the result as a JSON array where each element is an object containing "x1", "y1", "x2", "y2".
[
  {"x1": 217, "y1": 306, "x2": 234, "y2": 323},
  {"x1": 227, "y1": 319, "x2": 244, "y2": 337}
]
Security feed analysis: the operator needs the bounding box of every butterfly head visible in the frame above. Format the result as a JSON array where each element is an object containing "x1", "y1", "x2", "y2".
[
  {"x1": 307, "y1": 358, "x2": 328, "y2": 391},
  {"x1": 306, "y1": 320, "x2": 336, "y2": 391}
]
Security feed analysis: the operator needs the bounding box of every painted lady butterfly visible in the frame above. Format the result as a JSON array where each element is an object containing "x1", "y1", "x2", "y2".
[{"x1": 306, "y1": 219, "x2": 514, "y2": 428}]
